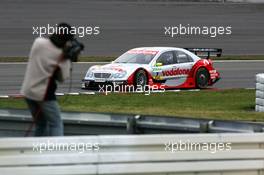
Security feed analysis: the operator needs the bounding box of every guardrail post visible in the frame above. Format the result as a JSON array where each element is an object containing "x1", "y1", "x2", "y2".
[
  {"x1": 126, "y1": 115, "x2": 140, "y2": 134},
  {"x1": 207, "y1": 120, "x2": 214, "y2": 132},
  {"x1": 200, "y1": 121, "x2": 209, "y2": 133},
  {"x1": 200, "y1": 120, "x2": 214, "y2": 133}
]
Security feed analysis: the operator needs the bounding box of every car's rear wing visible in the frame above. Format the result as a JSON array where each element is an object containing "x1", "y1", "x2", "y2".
[{"x1": 184, "y1": 48, "x2": 222, "y2": 59}]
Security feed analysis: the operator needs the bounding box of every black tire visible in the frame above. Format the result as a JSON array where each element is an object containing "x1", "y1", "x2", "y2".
[
  {"x1": 196, "y1": 68, "x2": 210, "y2": 89},
  {"x1": 134, "y1": 70, "x2": 148, "y2": 88}
]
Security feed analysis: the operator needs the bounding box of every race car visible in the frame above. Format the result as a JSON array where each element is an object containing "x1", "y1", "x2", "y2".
[{"x1": 82, "y1": 47, "x2": 221, "y2": 90}]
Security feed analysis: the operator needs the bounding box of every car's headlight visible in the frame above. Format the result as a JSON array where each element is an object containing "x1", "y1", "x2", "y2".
[
  {"x1": 113, "y1": 71, "x2": 127, "y2": 78},
  {"x1": 85, "y1": 70, "x2": 93, "y2": 78}
]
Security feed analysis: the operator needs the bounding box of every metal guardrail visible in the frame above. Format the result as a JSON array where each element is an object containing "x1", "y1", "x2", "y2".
[
  {"x1": 0, "y1": 109, "x2": 263, "y2": 137},
  {"x1": 0, "y1": 133, "x2": 263, "y2": 174}
]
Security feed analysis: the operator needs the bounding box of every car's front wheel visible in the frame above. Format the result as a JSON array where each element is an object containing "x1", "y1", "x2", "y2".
[
  {"x1": 134, "y1": 70, "x2": 148, "y2": 88},
  {"x1": 196, "y1": 68, "x2": 210, "y2": 89}
]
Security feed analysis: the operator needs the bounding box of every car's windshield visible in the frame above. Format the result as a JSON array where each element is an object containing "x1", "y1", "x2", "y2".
[{"x1": 114, "y1": 50, "x2": 158, "y2": 64}]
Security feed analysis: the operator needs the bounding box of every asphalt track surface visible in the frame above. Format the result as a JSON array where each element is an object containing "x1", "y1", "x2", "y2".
[
  {"x1": 0, "y1": 1, "x2": 264, "y2": 56},
  {"x1": 0, "y1": 61, "x2": 263, "y2": 95}
]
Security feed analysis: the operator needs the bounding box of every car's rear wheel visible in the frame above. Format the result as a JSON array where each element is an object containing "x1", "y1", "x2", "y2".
[
  {"x1": 196, "y1": 68, "x2": 210, "y2": 89},
  {"x1": 134, "y1": 70, "x2": 148, "y2": 88}
]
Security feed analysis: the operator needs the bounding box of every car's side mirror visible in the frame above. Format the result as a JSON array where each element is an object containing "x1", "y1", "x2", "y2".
[{"x1": 155, "y1": 62, "x2": 163, "y2": 67}]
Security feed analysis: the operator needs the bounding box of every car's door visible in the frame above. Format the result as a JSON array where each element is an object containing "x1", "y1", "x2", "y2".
[
  {"x1": 171, "y1": 50, "x2": 194, "y2": 83},
  {"x1": 153, "y1": 50, "x2": 195, "y2": 87},
  {"x1": 152, "y1": 51, "x2": 176, "y2": 81},
  {"x1": 174, "y1": 50, "x2": 194, "y2": 70}
]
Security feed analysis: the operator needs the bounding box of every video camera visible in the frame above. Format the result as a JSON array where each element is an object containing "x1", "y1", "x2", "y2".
[{"x1": 64, "y1": 38, "x2": 84, "y2": 62}]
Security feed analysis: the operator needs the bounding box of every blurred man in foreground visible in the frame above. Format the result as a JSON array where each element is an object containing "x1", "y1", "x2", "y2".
[{"x1": 21, "y1": 23, "x2": 83, "y2": 136}]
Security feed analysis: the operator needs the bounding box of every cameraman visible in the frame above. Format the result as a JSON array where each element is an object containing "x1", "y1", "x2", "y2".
[{"x1": 21, "y1": 23, "x2": 76, "y2": 136}]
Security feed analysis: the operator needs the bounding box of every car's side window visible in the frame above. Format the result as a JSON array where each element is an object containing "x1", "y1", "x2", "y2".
[
  {"x1": 156, "y1": 51, "x2": 176, "y2": 66},
  {"x1": 175, "y1": 51, "x2": 193, "y2": 63}
]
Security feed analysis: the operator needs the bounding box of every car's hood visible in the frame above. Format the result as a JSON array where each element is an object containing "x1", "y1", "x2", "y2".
[{"x1": 90, "y1": 63, "x2": 150, "y2": 76}]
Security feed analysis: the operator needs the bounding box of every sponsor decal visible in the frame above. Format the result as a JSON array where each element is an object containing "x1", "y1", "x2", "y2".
[
  {"x1": 152, "y1": 67, "x2": 162, "y2": 73},
  {"x1": 153, "y1": 67, "x2": 164, "y2": 80},
  {"x1": 128, "y1": 50, "x2": 158, "y2": 55},
  {"x1": 153, "y1": 75, "x2": 164, "y2": 80},
  {"x1": 209, "y1": 70, "x2": 218, "y2": 79},
  {"x1": 203, "y1": 59, "x2": 210, "y2": 65},
  {"x1": 162, "y1": 68, "x2": 190, "y2": 76}
]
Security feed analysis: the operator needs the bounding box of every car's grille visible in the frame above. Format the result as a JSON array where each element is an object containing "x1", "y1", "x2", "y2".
[{"x1": 94, "y1": 73, "x2": 111, "y2": 78}]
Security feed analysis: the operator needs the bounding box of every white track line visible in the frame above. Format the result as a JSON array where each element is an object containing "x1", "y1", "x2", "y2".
[
  {"x1": 0, "y1": 89, "x2": 211, "y2": 98},
  {"x1": 0, "y1": 88, "x2": 254, "y2": 98}
]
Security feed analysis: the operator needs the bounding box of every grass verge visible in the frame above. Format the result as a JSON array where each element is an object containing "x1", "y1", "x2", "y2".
[
  {"x1": 0, "y1": 55, "x2": 264, "y2": 62},
  {"x1": 0, "y1": 89, "x2": 263, "y2": 121}
]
